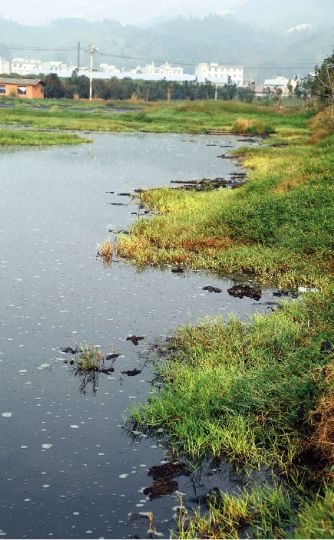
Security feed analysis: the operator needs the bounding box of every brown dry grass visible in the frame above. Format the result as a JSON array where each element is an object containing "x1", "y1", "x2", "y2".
[
  {"x1": 311, "y1": 359, "x2": 334, "y2": 466},
  {"x1": 275, "y1": 174, "x2": 309, "y2": 193},
  {"x1": 234, "y1": 117, "x2": 252, "y2": 133},
  {"x1": 310, "y1": 108, "x2": 334, "y2": 143},
  {"x1": 179, "y1": 237, "x2": 234, "y2": 251}
]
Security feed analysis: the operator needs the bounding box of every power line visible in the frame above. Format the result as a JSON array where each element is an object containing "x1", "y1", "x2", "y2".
[{"x1": 97, "y1": 50, "x2": 319, "y2": 69}]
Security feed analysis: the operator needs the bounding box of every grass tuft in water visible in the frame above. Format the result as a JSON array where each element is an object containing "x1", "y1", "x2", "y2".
[
  {"x1": 75, "y1": 346, "x2": 104, "y2": 371},
  {"x1": 97, "y1": 239, "x2": 113, "y2": 265}
]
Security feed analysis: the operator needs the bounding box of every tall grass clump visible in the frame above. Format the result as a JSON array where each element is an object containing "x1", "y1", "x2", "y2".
[
  {"x1": 310, "y1": 107, "x2": 334, "y2": 142},
  {"x1": 232, "y1": 117, "x2": 274, "y2": 136}
]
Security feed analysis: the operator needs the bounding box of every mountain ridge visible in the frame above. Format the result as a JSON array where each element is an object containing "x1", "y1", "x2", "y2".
[{"x1": 0, "y1": 12, "x2": 333, "y2": 82}]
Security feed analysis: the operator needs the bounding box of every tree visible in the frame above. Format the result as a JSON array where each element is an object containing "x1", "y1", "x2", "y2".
[
  {"x1": 312, "y1": 51, "x2": 334, "y2": 111},
  {"x1": 238, "y1": 82, "x2": 255, "y2": 103},
  {"x1": 76, "y1": 75, "x2": 90, "y2": 99},
  {"x1": 294, "y1": 76, "x2": 313, "y2": 102},
  {"x1": 273, "y1": 86, "x2": 283, "y2": 107},
  {"x1": 44, "y1": 73, "x2": 65, "y2": 98}
]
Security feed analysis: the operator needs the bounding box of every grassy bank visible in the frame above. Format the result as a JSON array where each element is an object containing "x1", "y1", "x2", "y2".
[
  {"x1": 0, "y1": 128, "x2": 90, "y2": 146},
  {"x1": 130, "y1": 291, "x2": 334, "y2": 538},
  {"x1": 117, "y1": 106, "x2": 334, "y2": 537},
  {"x1": 0, "y1": 98, "x2": 312, "y2": 135},
  {"x1": 118, "y1": 135, "x2": 333, "y2": 289}
]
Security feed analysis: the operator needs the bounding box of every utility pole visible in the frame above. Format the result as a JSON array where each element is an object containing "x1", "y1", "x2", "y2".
[
  {"x1": 87, "y1": 43, "x2": 98, "y2": 101},
  {"x1": 215, "y1": 82, "x2": 218, "y2": 101},
  {"x1": 77, "y1": 41, "x2": 81, "y2": 71}
]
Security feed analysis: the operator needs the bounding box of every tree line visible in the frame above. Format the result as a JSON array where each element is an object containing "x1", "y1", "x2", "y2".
[{"x1": 43, "y1": 71, "x2": 257, "y2": 102}]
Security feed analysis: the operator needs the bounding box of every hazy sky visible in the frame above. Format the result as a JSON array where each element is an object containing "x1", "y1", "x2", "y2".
[{"x1": 0, "y1": 0, "x2": 247, "y2": 25}]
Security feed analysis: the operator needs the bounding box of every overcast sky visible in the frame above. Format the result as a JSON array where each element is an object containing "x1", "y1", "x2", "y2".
[{"x1": 0, "y1": 0, "x2": 247, "y2": 26}]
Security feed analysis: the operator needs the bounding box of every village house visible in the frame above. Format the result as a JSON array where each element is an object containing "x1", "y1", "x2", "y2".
[{"x1": 0, "y1": 78, "x2": 45, "y2": 98}]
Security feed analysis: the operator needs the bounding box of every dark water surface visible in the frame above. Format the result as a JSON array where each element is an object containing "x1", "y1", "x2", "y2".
[{"x1": 0, "y1": 133, "x2": 274, "y2": 539}]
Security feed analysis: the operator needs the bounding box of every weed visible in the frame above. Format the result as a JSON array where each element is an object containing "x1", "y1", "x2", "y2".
[{"x1": 75, "y1": 346, "x2": 103, "y2": 371}]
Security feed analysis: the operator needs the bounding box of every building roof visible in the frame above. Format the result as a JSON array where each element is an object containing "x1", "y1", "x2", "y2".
[{"x1": 0, "y1": 78, "x2": 44, "y2": 86}]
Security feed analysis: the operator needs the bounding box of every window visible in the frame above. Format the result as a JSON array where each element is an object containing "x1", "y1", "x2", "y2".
[
  {"x1": 17, "y1": 86, "x2": 27, "y2": 95},
  {"x1": 0, "y1": 86, "x2": 5, "y2": 94}
]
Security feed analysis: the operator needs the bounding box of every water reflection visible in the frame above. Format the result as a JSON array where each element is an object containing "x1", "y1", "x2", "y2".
[{"x1": 73, "y1": 365, "x2": 101, "y2": 396}]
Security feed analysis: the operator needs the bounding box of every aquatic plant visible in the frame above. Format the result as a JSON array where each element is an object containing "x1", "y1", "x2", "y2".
[
  {"x1": 97, "y1": 239, "x2": 113, "y2": 264},
  {"x1": 75, "y1": 346, "x2": 103, "y2": 371}
]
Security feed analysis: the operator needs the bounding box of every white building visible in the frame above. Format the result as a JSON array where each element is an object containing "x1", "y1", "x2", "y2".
[
  {"x1": 139, "y1": 62, "x2": 184, "y2": 78},
  {"x1": 158, "y1": 62, "x2": 183, "y2": 77},
  {"x1": 0, "y1": 56, "x2": 10, "y2": 74},
  {"x1": 195, "y1": 63, "x2": 244, "y2": 86},
  {"x1": 100, "y1": 63, "x2": 121, "y2": 75},
  {"x1": 41, "y1": 61, "x2": 69, "y2": 73},
  {"x1": 263, "y1": 76, "x2": 297, "y2": 96},
  {"x1": 11, "y1": 58, "x2": 43, "y2": 75}
]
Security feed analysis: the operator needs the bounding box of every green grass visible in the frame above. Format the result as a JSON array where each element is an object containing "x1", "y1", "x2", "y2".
[
  {"x1": 0, "y1": 128, "x2": 89, "y2": 146},
  {"x1": 0, "y1": 98, "x2": 312, "y2": 135},
  {"x1": 295, "y1": 488, "x2": 334, "y2": 538},
  {"x1": 177, "y1": 484, "x2": 299, "y2": 539},
  {"x1": 130, "y1": 292, "x2": 333, "y2": 468},
  {"x1": 177, "y1": 484, "x2": 334, "y2": 539}
]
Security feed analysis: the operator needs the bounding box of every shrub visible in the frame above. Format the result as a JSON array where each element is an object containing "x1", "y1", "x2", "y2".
[{"x1": 310, "y1": 108, "x2": 334, "y2": 142}]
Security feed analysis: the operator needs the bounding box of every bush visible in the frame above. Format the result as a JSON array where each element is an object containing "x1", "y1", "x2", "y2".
[
  {"x1": 233, "y1": 117, "x2": 274, "y2": 136},
  {"x1": 310, "y1": 108, "x2": 334, "y2": 142}
]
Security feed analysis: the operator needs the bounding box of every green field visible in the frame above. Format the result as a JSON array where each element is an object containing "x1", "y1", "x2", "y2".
[{"x1": 0, "y1": 97, "x2": 312, "y2": 135}]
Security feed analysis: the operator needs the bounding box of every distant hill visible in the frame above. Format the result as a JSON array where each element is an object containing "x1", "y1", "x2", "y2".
[
  {"x1": 0, "y1": 10, "x2": 333, "y2": 83},
  {"x1": 233, "y1": 0, "x2": 334, "y2": 30}
]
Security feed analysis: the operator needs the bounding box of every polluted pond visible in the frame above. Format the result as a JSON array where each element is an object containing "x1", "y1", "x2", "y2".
[{"x1": 0, "y1": 132, "x2": 289, "y2": 538}]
